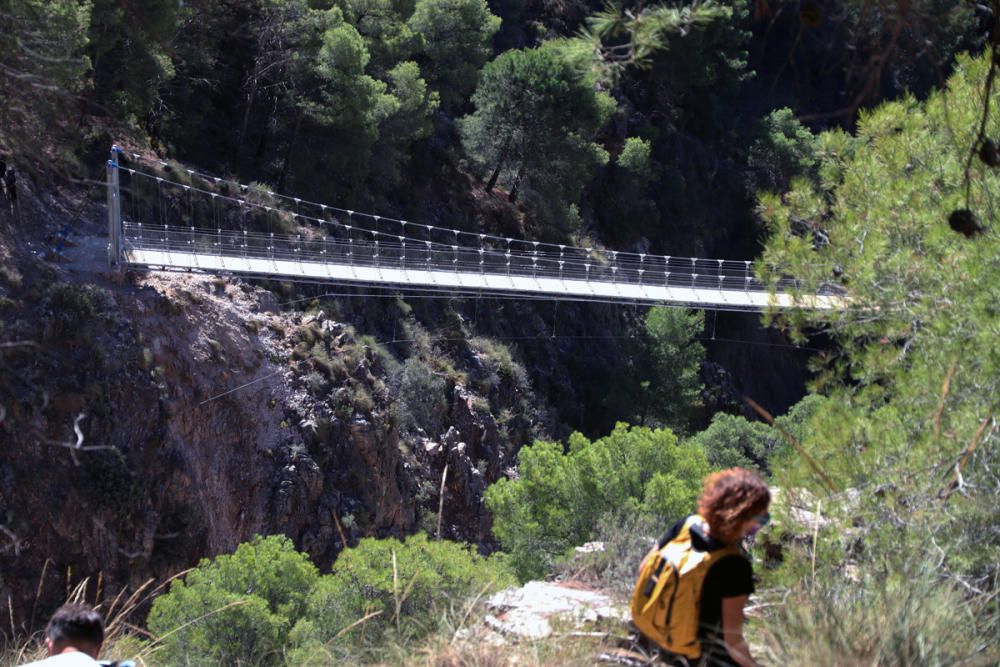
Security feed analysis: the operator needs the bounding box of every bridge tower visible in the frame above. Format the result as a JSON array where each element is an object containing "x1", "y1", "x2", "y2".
[{"x1": 106, "y1": 145, "x2": 124, "y2": 268}]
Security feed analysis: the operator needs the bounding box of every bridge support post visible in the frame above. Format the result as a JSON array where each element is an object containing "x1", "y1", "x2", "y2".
[{"x1": 106, "y1": 145, "x2": 124, "y2": 268}]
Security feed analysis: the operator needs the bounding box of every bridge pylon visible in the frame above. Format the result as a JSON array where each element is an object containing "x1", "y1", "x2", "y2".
[{"x1": 106, "y1": 145, "x2": 124, "y2": 269}]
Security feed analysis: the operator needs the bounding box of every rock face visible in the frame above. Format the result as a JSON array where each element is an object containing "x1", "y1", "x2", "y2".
[{"x1": 0, "y1": 189, "x2": 529, "y2": 626}]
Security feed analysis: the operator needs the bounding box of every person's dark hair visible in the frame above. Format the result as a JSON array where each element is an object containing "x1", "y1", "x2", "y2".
[
  {"x1": 46, "y1": 603, "x2": 104, "y2": 649},
  {"x1": 698, "y1": 468, "x2": 771, "y2": 544}
]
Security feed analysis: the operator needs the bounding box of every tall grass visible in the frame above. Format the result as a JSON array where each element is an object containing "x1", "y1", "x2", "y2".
[
  {"x1": 757, "y1": 560, "x2": 999, "y2": 666},
  {"x1": 339, "y1": 599, "x2": 620, "y2": 667},
  {"x1": 552, "y1": 510, "x2": 661, "y2": 601},
  {"x1": 0, "y1": 570, "x2": 190, "y2": 667}
]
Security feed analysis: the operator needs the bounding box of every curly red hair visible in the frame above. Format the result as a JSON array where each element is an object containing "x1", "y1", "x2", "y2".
[{"x1": 698, "y1": 468, "x2": 770, "y2": 545}]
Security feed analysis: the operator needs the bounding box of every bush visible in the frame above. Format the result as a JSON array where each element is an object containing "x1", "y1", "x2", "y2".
[
  {"x1": 302, "y1": 371, "x2": 329, "y2": 396},
  {"x1": 288, "y1": 533, "x2": 514, "y2": 658},
  {"x1": 395, "y1": 357, "x2": 447, "y2": 436},
  {"x1": 616, "y1": 137, "x2": 652, "y2": 182},
  {"x1": 485, "y1": 423, "x2": 709, "y2": 580},
  {"x1": 146, "y1": 535, "x2": 319, "y2": 666},
  {"x1": 688, "y1": 394, "x2": 826, "y2": 475},
  {"x1": 42, "y1": 282, "x2": 114, "y2": 337},
  {"x1": 688, "y1": 413, "x2": 774, "y2": 473},
  {"x1": 352, "y1": 386, "x2": 374, "y2": 415},
  {"x1": 357, "y1": 334, "x2": 400, "y2": 376},
  {"x1": 332, "y1": 386, "x2": 355, "y2": 421},
  {"x1": 759, "y1": 559, "x2": 998, "y2": 666},
  {"x1": 470, "y1": 336, "x2": 529, "y2": 388}
]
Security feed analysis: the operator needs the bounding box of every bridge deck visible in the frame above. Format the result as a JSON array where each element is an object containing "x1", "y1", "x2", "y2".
[{"x1": 125, "y1": 248, "x2": 844, "y2": 311}]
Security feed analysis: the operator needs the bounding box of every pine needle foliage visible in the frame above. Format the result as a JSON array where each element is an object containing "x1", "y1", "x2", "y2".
[
  {"x1": 757, "y1": 52, "x2": 1000, "y2": 662},
  {"x1": 563, "y1": 0, "x2": 744, "y2": 86}
]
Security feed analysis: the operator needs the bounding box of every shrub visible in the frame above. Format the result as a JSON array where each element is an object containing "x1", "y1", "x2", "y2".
[
  {"x1": 353, "y1": 386, "x2": 374, "y2": 415},
  {"x1": 288, "y1": 534, "x2": 515, "y2": 657},
  {"x1": 358, "y1": 334, "x2": 400, "y2": 375},
  {"x1": 616, "y1": 137, "x2": 652, "y2": 182},
  {"x1": 332, "y1": 387, "x2": 355, "y2": 421},
  {"x1": 470, "y1": 336, "x2": 529, "y2": 388},
  {"x1": 758, "y1": 559, "x2": 998, "y2": 666},
  {"x1": 688, "y1": 394, "x2": 826, "y2": 475},
  {"x1": 485, "y1": 423, "x2": 709, "y2": 580},
  {"x1": 688, "y1": 413, "x2": 774, "y2": 473},
  {"x1": 395, "y1": 357, "x2": 447, "y2": 436},
  {"x1": 302, "y1": 371, "x2": 328, "y2": 396},
  {"x1": 311, "y1": 348, "x2": 346, "y2": 381},
  {"x1": 42, "y1": 283, "x2": 114, "y2": 336},
  {"x1": 146, "y1": 535, "x2": 319, "y2": 666}
]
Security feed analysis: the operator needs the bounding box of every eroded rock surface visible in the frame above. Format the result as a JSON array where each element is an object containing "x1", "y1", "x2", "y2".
[{"x1": 0, "y1": 186, "x2": 537, "y2": 623}]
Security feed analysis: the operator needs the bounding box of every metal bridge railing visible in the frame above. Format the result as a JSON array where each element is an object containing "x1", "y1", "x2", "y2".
[{"x1": 122, "y1": 221, "x2": 807, "y2": 294}]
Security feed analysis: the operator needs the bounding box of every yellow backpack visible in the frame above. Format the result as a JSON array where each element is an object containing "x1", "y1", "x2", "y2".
[{"x1": 630, "y1": 515, "x2": 739, "y2": 659}]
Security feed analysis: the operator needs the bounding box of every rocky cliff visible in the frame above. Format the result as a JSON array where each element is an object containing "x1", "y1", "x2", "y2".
[
  {"x1": 0, "y1": 180, "x2": 535, "y2": 630},
  {"x1": 0, "y1": 173, "x2": 806, "y2": 632}
]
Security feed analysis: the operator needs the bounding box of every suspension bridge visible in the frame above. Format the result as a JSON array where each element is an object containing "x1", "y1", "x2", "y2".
[{"x1": 106, "y1": 147, "x2": 845, "y2": 311}]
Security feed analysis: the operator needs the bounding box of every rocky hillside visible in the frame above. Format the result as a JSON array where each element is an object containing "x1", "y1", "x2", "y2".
[
  {"x1": 0, "y1": 166, "x2": 806, "y2": 629},
  {"x1": 0, "y1": 179, "x2": 540, "y2": 627}
]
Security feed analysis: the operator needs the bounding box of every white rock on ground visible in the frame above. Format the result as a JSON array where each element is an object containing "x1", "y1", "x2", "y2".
[{"x1": 484, "y1": 581, "x2": 627, "y2": 640}]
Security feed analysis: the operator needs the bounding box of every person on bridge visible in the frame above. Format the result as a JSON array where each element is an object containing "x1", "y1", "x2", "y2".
[
  {"x1": 632, "y1": 468, "x2": 770, "y2": 667},
  {"x1": 21, "y1": 603, "x2": 105, "y2": 666}
]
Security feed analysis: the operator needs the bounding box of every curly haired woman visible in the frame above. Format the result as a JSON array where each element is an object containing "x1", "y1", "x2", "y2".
[{"x1": 644, "y1": 468, "x2": 771, "y2": 667}]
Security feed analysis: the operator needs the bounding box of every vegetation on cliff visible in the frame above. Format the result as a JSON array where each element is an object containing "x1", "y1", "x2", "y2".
[{"x1": 2, "y1": 0, "x2": 999, "y2": 664}]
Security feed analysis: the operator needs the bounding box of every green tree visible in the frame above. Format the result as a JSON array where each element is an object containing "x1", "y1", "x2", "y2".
[
  {"x1": 333, "y1": 0, "x2": 421, "y2": 77},
  {"x1": 586, "y1": 133, "x2": 661, "y2": 245},
  {"x1": 314, "y1": 1, "x2": 440, "y2": 188},
  {"x1": 686, "y1": 395, "x2": 824, "y2": 474},
  {"x1": 748, "y1": 107, "x2": 817, "y2": 193},
  {"x1": 616, "y1": 137, "x2": 653, "y2": 182},
  {"x1": 407, "y1": 0, "x2": 501, "y2": 107},
  {"x1": 566, "y1": 0, "x2": 754, "y2": 252},
  {"x1": 459, "y1": 46, "x2": 613, "y2": 236},
  {"x1": 297, "y1": 9, "x2": 396, "y2": 158},
  {"x1": 288, "y1": 533, "x2": 514, "y2": 656},
  {"x1": 689, "y1": 413, "x2": 773, "y2": 472},
  {"x1": 87, "y1": 0, "x2": 179, "y2": 122},
  {"x1": 485, "y1": 424, "x2": 709, "y2": 580},
  {"x1": 146, "y1": 534, "x2": 319, "y2": 666},
  {"x1": 160, "y1": 0, "x2": 436, "y2": 194},
  {"x1": 574, "y1": 0, "x2": 740, "y2": 85},
  {"x1": 0, "y1": 0, "x2": 91, "y2": 161},
  {"x1": 635, "y1": 307, "x2": 705, "y2": 433},
  {"x1": 757, "y1": 53, "x2": 1000, "y2": 661},
  {"x1": 260, "y1": 2, "x2": 436, "y2": 192}
]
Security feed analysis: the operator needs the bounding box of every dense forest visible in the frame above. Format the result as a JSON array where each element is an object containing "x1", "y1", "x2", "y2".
[{"x1": 1, "y1": 0, "x2": 999, "y2": 664}]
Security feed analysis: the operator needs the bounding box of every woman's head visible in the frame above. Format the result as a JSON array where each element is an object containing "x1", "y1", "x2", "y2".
[{"x1": 698, "y1": 467, "x2": 771, "y2": 544}]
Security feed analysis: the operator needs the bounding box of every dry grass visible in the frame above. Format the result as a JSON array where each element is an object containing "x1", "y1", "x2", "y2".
[
  {"x1": 755, "y1": 563, "x2": 999, "y2": 667},
  {"x1": 391, "y1": 628, "x2": 618, "y2": 667},
  {"x1": 0, "y1": 569, "x2": 192, "y2": 667}
]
